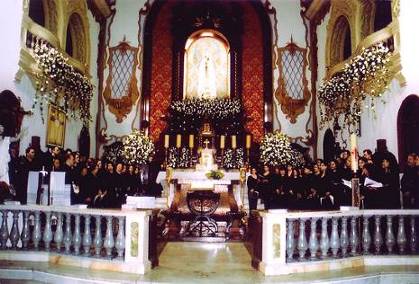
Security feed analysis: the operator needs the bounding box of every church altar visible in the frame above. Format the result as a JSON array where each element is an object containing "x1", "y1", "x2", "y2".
[{"x1": 156, "y1": 169, "x2": 246, "y2": 240}]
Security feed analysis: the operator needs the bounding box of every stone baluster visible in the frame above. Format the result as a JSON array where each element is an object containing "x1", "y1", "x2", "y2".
[
  {"x1": 21, "y1": 211, "x2": 30, "y2": 249},
  {"x1": 63, "y1": 213, "x2": 72, "y2": 254},
  {"x1": 10, "y1": 211, "x2": 20, "y2": 249},
  {"x1": 373, "y1": 215, "x2": 383, "y2": 254},
  {"x1": 83, "y1": 215, "x2": 92, "y2": 256},
  {"x1": 73, "y1": 214, "x2": 82, "y2": 255},
  {"x1": 340, "y1": 216, "x2": 349, "y2": 256},
  {"x1": 362, "y1": 216, "x2": 371, "y2": 254},
  {"x1": 349, "y1": 216, "x2": 359, "y2": 255},
  {"x1": 410, "y1": 216, "x2": 417, "y2": 253},
  {"x1": 308, "y1": 218, "x2": 319, "y2": 260},
  {"x1": 286, "y1": 219, "x2": 295, "y2": 261},
  {"x1": 297, "y1": 218, "x2": 307, "y2": 260},
  {"x1": 104, "y1": 216, "x2": 115, "y2": 257},
  {"x1": 320, "y1": 217, "x2": 329, "y2": 259},
  {"x1": 115, "y1": 216, "x2": 125, "y2": 258},
  {"x1": 94, "y1": 215, "x2": 103, "y2": 256},
  {"x1": 385, "y1": 215, "x2": 395, "y2": 254},
  {"x1": 42, "y1": 211, "x2": 53, "y2": 251},
  {"x1": 54, "y1": 212, "x2": 64, "y2": 252},
  {"x1": 0, "y1": 210, "x2": 9, "y2": 249},
  {"x1": 330, "y1": 217, "x2": 340, "y2": 257},
  {"x1": 397, "y1": 216, "x2": 407, "y2": 254},
  {"x1": 32, "y1": 211, "x2": 41, "y2": 250}
]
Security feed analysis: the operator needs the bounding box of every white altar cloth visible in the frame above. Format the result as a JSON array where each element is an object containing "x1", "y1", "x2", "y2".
[{"x1": 155, "y1": 169, "x2": 244, "y2": 208}]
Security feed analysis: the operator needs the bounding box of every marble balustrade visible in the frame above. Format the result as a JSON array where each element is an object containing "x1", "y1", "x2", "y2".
[
  {"x1": 258, "y1": 208, "x2": 419, "y2": 276},
  {"x1": 0, "y1": 205, "x2": 152, "y2": 274}
]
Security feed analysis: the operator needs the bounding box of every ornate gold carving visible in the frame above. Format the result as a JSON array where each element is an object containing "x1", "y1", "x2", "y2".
[
  {"x1": 272, "y1": 223, "x2": 281, "y2": 258},
  {"x1": 103, "y1": 40, "x2": 140, "y2": 123},
  {"x1": 275, "y1": 40, "x2": 310, "y2": 124}
]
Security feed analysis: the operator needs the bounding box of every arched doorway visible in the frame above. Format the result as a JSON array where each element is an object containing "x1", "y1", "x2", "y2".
[
  {"x1": 397, "y1": 94, "x2": 419, "y2": 170},
  {"x1": 323, "y1": 129, "x2": 336, "y2": 162}
]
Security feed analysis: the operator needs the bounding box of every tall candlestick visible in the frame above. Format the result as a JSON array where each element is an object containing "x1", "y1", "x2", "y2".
[
  {"x1": 189, "y1": 134, "x2": 194, "y2": 148},
  {"x1": 164, "y1": 134, "x2": 170, "y2": 149},
  {"x1": 245, "y1": 134, "x2": 252, "y2": 149},
  {"x1": 231, "y1": 135, "x2": 237, "y2": 149},
  {"x1": 220, "y1": 135, "x2": 225, "y2": 149},
  {"x1": 350, "y1": 133, "x2": 358, "y2": 172},
  {"x1": 176, "y1": 134, "x2": 181, "y2": 148}
]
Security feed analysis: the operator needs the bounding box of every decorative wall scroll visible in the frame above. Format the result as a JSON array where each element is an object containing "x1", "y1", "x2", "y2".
[
  {"x1": 46, "y1": 104, "x2": 66, "y2": 147},
  {"x1": 275, "y1": 39, "x2": 310, "y2": 124},
  {"x1": 103, "y1": 40, "x2": 140, "y2": 123}
]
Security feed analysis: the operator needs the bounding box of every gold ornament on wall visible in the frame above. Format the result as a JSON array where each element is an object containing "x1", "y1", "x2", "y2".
[
  {"x1": 275, "y1": 38, "x2": 310, "y2": 124},
  {"x1": 46, "y1": 104, "x2": 66, "y2": 147},
  {"x1": 103, "y1": 39, "x2": 140, "y2": 123}
]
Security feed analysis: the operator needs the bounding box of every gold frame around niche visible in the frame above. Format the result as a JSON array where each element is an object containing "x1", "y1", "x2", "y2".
[
  {"x1": 103, "y1": 40, "x2": 140, "y2": 123},
  {"x1": 275, "y1": 40, "x2": 310, "y2": 124},
  {"x1": 46, "y1": 104, "x2": 66, "y2": 148}
]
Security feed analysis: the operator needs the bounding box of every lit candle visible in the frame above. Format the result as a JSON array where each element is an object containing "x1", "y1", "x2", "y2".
[
  {"x1": 164, "y1": 134, "x2": 170, "y2": 148},
  {"x1": 220, "y1": 135, "x2": 225, "y2": 149},
  {"x1": 231, "y1": 135, "x2": 237, "y2": 149},
  {"x1": 350, "y1": 133, "x2": 358, "y2": 172},
  {"x1": 189, "y1": 134, "x2": 194, "y2": 148},
  {"x1": 176, "y1": 134, "x2": 181, "y2": 148},
  {"x1": 245, "y1": 134, "x2": 252, "y2": 149}
]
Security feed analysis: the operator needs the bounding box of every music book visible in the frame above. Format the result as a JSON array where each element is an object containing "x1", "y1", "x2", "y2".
[
  {"x1": 342, "y1": 179, "x2": 352, "y2": 188},
  {"x1": 364, "y1": 177, "x2": 383, "y2": 188}
]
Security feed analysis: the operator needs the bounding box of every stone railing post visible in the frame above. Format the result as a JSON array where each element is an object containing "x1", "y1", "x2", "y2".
[
  {"x1": 63, "y1": 213, "x2": 73, "y2": 254},
  {"x1": 330, "y1": 217, "x2": 340, "y2": 257},
  {"x1": 340, "y1": 216, "x2": 349, "y2": 256},
  {"x1": 104, "y1": 216, "x2": 114, "y2": 258},
  {"x1": 54, "y1": 212, "x2": 64, "y2": 252},
  {"x1": 10, "y1": 211, "x2": 20, "y2": 249},
  {"x1": 32, "y1": 211, "x2": 42, "y2": 250},
  {"x1": 115, "y1": 216, "x2": 125, "y2": 259},
  {"x1": 0, "y1": 210, "x2": 9, "y2": 249},
  {"x1": 386, "y1": 215, "x2": 395, "y2": 254},
  {"x1": 21, "y1": 211, "x2": 30, "y2": 249},
  {"x1": 349, "y1": 216, "x2": 359, "y2": 255},
  {"x1": 373, "y1": 215, "x2": 383, "y2": 254},
  {"x1": 320, "y1": 217, "x2": 329, "y2": 259},
  {"x1": 83, "y1": 215, "x2": 92, "y2": 256},
  {"x1": 286, "y1": 219, "x2": 295, "y2": 261},
  {"x1": 362, "y1": 216, "x2": 371, "y2": 254},
  {"x1": 94, "y1": 215, "x2": 102, "y2": 256},
  {"x1": 397, "y1": 215, "x2": 407, "y2": 254},
  {"x1": 73, "y1": 214, "x2": 82, "y2": 255},
  {"x1": 43, "y1": 211, "x2": 53, "y2": 251},
  {"x1": 297, "y1": 218, "x2": 307, "y2": 260},
  {"x1": 410, "y1": 216, "x2": 417, "y2": 253},
  {"x1": 309, "y1": 218, "x2": 319, "y2": 260}
]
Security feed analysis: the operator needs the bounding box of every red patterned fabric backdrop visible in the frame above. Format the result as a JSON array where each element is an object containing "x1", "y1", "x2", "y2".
[
  {"x1": 242, "y1": 4, "x2": 265, "y2": 142},
  {"x1": 149, "y1": 3, "x2": 172, "y2": 142}
]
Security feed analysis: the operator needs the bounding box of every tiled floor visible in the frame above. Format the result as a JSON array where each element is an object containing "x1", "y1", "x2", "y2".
[{"x1": 1, "y1": 242, "x2": 419, "y2": 283}]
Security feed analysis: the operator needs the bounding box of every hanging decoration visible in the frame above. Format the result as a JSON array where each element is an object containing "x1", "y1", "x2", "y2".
[
  {"x1": 32, "y1": 42, "x2": 93, "y2": 126},
  {"x1": 260, "y1": 131, "x2": 304, "y2": 167},
  {"x1": 122, "y1": 130, "x2": 155, "y2": 166},
  {"x1": 318, "y1": 43, "x2": 392, "y2": 133},
  {"x1": 168, "y1": 98, "x2": 244, "y2": 134},
  {"x1": 167, "y1": 147, "x2": 191, "y2": 168}
]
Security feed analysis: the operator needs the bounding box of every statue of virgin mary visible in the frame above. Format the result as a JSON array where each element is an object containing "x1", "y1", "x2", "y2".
[{"x1": 197, "y1": 53, "x2": 217, "y2": 99}]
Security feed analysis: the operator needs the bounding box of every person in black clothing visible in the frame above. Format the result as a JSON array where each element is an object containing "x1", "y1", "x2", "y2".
[
  {"x1": 62, "y1": 153, "x2": 78, "y2": 204},
  {"x1": 247, "y1": 167, "x2": 259, "y2": 211},
  {"x1": 401, "y1": 153, "x2": 418, "y2": 208},
  {"x1": 319, "y1": 161, "x2": 336, "y2": 210},
  {"x1": 271, "y1": 166, "x2": 287, "y2": 209},
  {"x1": 372, "y1": 139, "x2": 399, "y2": 173},
  {"x1": 126, "y1": 165, "x2": 139, "y2": 196},
  {"x1": 378, "y1": 158, "x2": 401, "y2": 209},
  {"x1": 15, "y1": 147, "x2": 38, "y2": 204},
  {"x1": 113, "y1": 162, "x2": 127, "y2": 208},
  {"x1": 259, "y1": 165, "x2": 273, "y2": 210}
]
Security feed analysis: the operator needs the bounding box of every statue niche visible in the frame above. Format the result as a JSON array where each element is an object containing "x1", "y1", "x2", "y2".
[{"x1": 183, "y1": 30, "x2": 230, "y2": 100}]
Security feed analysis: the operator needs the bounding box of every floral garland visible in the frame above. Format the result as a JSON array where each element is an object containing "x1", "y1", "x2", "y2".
[
  {"x1": 122, "y1": 130, "x2": 155, "y2": 166},
  {"x1": 32, "y1": 42, "x2": 93, "y2": 125},
  {"x1": 168, "y1": 98, "x2": 244, "y2": 134},
  {"x1": 318, "y1": 43, "x2": 392, "y2": 131},
  {"x1": 260, "y1": 131, "x2": 303, "y2": 167},
  {"x1": 223, "y1": 148, "x2": 245, "y2": 169},
  {"x1": 167, "y1": 147, "x2": 191, "y2": 168}
]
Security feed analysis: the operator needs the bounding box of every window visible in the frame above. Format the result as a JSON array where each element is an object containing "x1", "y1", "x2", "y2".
[{"x1": 28, "y1": 0, "x2": 45, "y2": 27}]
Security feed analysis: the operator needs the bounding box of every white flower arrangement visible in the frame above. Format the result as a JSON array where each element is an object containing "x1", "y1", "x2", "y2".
[
  {"x1": 32, "y1": 42, "x2": 93, "y2": 125},
  {"x1": 223, "y1": 148, "x2": 244, "y2": 169},
  {"x1": 167, "y1": 147, "x2": 191, "y2": 168},
  {"x1": 260, "y1": 131, "x2": 303, "y2": 167},
  {"x1": 318, "y1": 42, "x2": 391, "y2": 131},
  {"x1": 122, "y1": 130, "x2": 155, "y2": 166}
]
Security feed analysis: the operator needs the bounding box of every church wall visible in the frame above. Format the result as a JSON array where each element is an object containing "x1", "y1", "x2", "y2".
[
  {"x1": 270, "y1": 1, "x2": 315, "y2": 152},
  {"x1": 0, "y1": 0, "x2": 99, "y2": 156},
  {"x1": 97, "y1": 0, "x2": 146, "y2": 152},
  {"x1": 315, "y1": 0, "x2": 419, "y2": 161}
]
